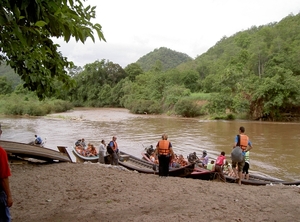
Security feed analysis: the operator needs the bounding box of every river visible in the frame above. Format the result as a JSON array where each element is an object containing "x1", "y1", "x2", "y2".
[{"x1": 1, "y1": 108, "x2": 299, "y2": 181}]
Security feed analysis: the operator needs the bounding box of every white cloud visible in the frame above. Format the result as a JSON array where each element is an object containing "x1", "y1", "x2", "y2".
[{"x1": 55, "y1": 0, "x2": 300, "y2": 68}]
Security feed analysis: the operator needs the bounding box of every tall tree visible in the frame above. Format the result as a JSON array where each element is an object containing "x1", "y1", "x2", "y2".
[{"x1": 0, "y1": 0, "x2": 105, "y2": 99}]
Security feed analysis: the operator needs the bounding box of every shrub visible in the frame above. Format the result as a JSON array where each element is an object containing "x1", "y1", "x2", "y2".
[{"x1": 174, "y1": 98, "x2": 203, "y2": 117}]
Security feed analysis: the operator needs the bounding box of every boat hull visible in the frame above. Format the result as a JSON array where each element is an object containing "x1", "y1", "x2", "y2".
[
  {"x1": 0, "y1": 140, "x2": 71, "y2": 162},
  {"x1": 120, "y1": 151, "x2": 195, "y2": 177}
]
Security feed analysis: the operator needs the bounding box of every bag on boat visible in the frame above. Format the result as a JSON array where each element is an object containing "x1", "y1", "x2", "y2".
[
  {"x1": 107, "y1": 145, "x2": 114, "y2": 154},
  {"x1": 231, "y1": 146, "x2": 243, "y2": 162}
]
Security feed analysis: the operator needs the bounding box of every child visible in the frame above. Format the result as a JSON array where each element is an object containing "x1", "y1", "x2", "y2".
[{"x1": 206, "y1": 160, "x2": 215, "y2": 171}]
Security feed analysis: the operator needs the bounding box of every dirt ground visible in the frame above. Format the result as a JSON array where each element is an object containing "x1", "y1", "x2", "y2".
[{"x1": 8, "y1": 162, "x2": 300, "y2": 222}]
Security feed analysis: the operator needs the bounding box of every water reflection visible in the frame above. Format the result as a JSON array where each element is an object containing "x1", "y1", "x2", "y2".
[{"x1": 0, "y1": 108, "x2": 299, "y2": 181}]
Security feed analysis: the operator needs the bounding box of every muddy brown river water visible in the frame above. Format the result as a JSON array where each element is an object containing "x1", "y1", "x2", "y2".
[{"x1": 1, "y1": 108, "x2": 299, "y2": 181}]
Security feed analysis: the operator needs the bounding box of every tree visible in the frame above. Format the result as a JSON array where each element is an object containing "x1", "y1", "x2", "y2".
[
  {"x1": 124, "y1": 63, "x2": 144, "y2": 81},
  {"x1": 0, "y1": 76, "x2": 13, "y2": 94},
  {"x1": 0, "y1": 0, "x2": 105, "y2": 99}
]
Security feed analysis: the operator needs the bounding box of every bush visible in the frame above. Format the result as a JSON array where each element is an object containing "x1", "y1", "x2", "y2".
[
  {"x1": 174, "y1": 98, "x2": 203, "y2": 117},
  {"x1": 0, "y1": 94, "x2": 74, "y2": 116}
]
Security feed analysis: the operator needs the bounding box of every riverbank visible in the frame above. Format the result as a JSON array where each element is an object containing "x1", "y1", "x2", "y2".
[{"x1": 9, "y1": 162, "x2": 300, "y2": 222}]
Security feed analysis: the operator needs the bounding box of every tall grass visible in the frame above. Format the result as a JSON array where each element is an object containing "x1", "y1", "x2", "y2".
[{"x1": 0, "y1": 94, "x2": 73, "y2": 116}]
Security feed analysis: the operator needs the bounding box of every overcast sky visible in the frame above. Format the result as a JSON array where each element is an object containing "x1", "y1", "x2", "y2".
[{"x1": 55, "y1": 0, "x2": 300, "y2": 68}]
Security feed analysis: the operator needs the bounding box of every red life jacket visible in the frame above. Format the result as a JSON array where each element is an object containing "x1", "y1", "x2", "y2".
[
  {"x1": 158, "y1": 140, "x2": 171, "y2": 155},
  {"x1": 216, "y1": 155, "x2": 225, "y2": 166}
]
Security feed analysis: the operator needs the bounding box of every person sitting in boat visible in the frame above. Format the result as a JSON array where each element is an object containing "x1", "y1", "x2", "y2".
[
  {"x1": 81, "y1": 138, "x2": 86, "y2": 148},
  {"x1": 75, "y1": 138, "x2": 87, "y2": 149},
  {"x1": 150, "y1": 153, "x2": 158, "y2": 164},
  {"x1": 199, "y1": 150, "x2": 209, "y2": 168},
  {"x1": 75, "y1": 146, "x2": 86, "y2": 156},
  {"x1": 177, "y1": 154, "x2": 188, "y2": 167},
  {"x1": 170, "y1": 154, "x2": 181, "y2": 168},
  {"x1": 206, "y1": 160, "x2": 215, "y2": 171},
  {"x1": 223, "y1": 160, "x2": 234, "y2": 177},
  {"x1": 187, "y1": 152, "x2": 200, "y2": 164},
  {"x1": 34, "y1": 135, "x2": 43, "y2": 145},
  {"x1": 85, "y1": 143, "x2": 98, "y2": 157},
  {"x1": 75, "y1": 139, "x2": 82, "y2": 147}
]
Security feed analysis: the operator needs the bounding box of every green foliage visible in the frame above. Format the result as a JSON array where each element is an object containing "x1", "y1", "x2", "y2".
[
  {"x1": 124, "y1": 63, "x2": 144, "y2": 81},
  {"x1": 0, "y1": 0, "x2": 105, "y2": 99},
  {"x1": 0, "y1": 64, "x2": 22, "y2": 88},
  {"x1": 136, "y1": 47, "x2": 193, "y2": 72},
  {"x1": 251, "y1": 66, "x2": 300, "y2": 119},
  {"x1": 0, "y1": 76, "x2": 13, "y2": 94},
  {"x1": 163, "y1": 85, "x2": 191, "y2": 110},
  {"x1": 189, "y1": 92, "x2": 212, "y2": 100},
  {"x1": 0, "y1": 94, "x2": 73, "y2": 116},
  {"x1": 70, "y1": 60, "x2": 127, "y2": 106},
  {"x1": 174, "y1": 98, "x2": 203, "y2": 117}
]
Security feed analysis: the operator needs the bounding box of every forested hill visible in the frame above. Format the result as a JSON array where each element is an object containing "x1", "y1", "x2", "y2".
[
  {"x1": 177, "y1": 13, "x2": 300, "y2": 79},
  {"x1": 136, "y1": 47, "x2": 193, "y2": 72},
  {"x1": 175, "y1": 12, "x2": 300, "y2": 120}
]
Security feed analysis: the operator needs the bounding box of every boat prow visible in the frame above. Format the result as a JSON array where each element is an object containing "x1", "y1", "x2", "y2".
[{"x1": 0, "y1": 140, "x2": 71, "y2": 162}]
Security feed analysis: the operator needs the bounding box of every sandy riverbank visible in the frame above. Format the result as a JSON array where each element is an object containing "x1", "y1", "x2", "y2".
[{"x1": 8, "y1": 162, "x2": 300, "y2": 222}]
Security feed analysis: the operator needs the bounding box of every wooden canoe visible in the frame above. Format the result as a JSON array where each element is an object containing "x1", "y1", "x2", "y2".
[
  {"x1": 187, "y1": 168, "x2": 300, "y2": 186},
  {"x1": 224, "y1": 174, "x2": 300, "y2": 186},
  {"x1": 186, "y1": 167, "x2": 216, "y2": 180},
  {"x1": 119, "y1": 151, "x2": 195, "y2": 177},
  {"x1": 0, "y1": 140, "x2": 71, "y2": 162}
]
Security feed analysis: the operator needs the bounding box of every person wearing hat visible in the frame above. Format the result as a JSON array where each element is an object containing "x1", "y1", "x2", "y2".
[{"x1": 199, "y1": 150, "x2": 209, "y2": 168}]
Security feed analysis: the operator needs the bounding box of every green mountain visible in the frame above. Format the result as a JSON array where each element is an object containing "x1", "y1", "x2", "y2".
[{"x1": 136, "y1": 47, "x2": 193, "y2": 72}]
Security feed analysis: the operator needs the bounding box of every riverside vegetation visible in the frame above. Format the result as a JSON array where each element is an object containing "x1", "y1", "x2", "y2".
[{"x1": 1, "y1": 4, "x2": 300, "y2": 121}]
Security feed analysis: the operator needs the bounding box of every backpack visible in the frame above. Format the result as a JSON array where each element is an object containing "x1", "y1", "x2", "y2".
[
  {"x1": 231, "y1": 135, "x2": 244, "y2": 162},
  {"x1": 107, "y1": 144, "x2": 114, "y2": 154},
  {"x1": 231, "y1": 146, "x2": 243, "y2": 162}
]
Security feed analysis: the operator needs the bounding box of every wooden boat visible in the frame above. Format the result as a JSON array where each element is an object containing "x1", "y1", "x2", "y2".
[
  {"x1": 119, "y1": 151, "x2": 195, "y2": 177},
  {"x1": 0, "y1": 140, "x2": 71, "y2": 162},
  {"x1": 186, "y1": 167, "x2": 216, "y2": 180},
  {"x1": 188, "y1": 166, "x2": 300, "y2": 186},
  {"x1": 71, "y1": 146, "x2": 100, "y2": 163},
  {"x1": 224, "y1": 174, "x2": 300, "y2": 186}
]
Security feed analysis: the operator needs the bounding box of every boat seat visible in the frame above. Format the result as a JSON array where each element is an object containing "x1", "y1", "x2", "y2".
[{"x1": 119, "y1": 155, "x2": 130, "y2": 162}]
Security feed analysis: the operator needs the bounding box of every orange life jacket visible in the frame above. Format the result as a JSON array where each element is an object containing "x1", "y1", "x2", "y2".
[
  {"x1": 112, "y1": 141, "x2": 118, "y2": 151},
  {"x1": 158, "y1": 140, "x2": 171, "y2": 155},
  {"x1": 239, "y1": 134, "x2": 249, "y2": 151}
]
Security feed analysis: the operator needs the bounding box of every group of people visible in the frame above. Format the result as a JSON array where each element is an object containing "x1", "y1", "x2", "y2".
[
  {"x1": 146, "y1": 149, "x2": 188, "y2": 168},
  {"x1": 74, "y1": 136, "x2": 120, "y2": 166},
  {"x1": 154, "y1": 126, "x2": 253, "y2": 185},
  {"x1": 194, "y1": 126, "x2": 253, "y2": 185},
  {"x1": 75, "y1": 138, "x2": 97, "y2": 157}
]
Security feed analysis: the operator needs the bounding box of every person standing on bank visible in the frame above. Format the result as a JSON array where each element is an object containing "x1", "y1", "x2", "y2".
[
  {"x1": 0, "y1": 124, "x2": 2, "y2": 138},
  {"x1": 109, "y1": 136, "x2": 119, "y2": 165},
  {"x1": 242, "y1": 151, "x2": 250, "y2": 180},
  {"x1": 154, "y1": 134, "x2": 175, "y2": 177},
  {"x1": 232, "y1": 126, "x2": 253, "y2": 185},
  {"x1": 0, "y1": 146, "x2": 13, "y2": 222},
  {"x1": 98, "y1": 140, "x2": 106, "y2": 164}
]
